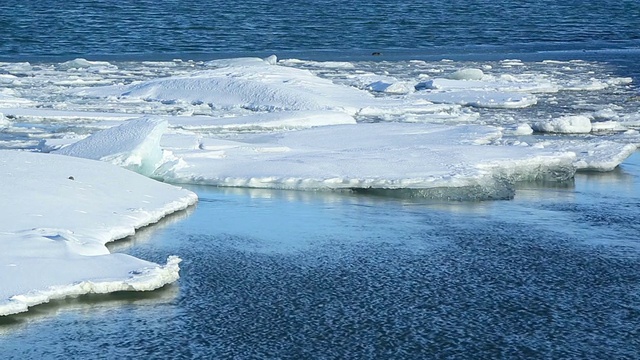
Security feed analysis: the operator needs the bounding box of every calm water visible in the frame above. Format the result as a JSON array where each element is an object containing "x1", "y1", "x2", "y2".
[{"x1": 1, "y1": 1, "x2": 640, "y2": 358}]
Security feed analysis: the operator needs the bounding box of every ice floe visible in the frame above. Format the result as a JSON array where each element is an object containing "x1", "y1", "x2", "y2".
[
  {"x1": 155, "y1": 123, "x2": 578, "y2": 197},
  {"x1": 0, "y1": 151, "x2": 197, "y2": 316},
  {"x1": 76, "y1": 57, "x2": 378, "y2": 115},
  {"x1": 532, "y1": 115, "x2": 593, "y2": 134},
  {"x1": 47, "y1": 117, "x2": 583, "y2": 200}
]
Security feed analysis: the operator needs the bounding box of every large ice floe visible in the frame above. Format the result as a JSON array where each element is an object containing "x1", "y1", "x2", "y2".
[
  {"x1": 0, "y1": 151, "x2": 197, "y2": 316},
  {"x1": 0, "y1": 55, "x2": 638, "y2": 316},
  {"x1": 54, "y1": 56, "x2": 638, "y2": 195}
]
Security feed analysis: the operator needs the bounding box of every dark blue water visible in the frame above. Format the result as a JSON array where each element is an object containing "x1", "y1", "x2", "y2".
[{"x1": 1, "y1": 0, "x2": 639, "y2": 60}]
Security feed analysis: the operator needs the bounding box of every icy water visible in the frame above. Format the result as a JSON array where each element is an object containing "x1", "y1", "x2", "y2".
[
  {"x1": 1, "y1": 0, "x2": 639, "y2": 60},
  {"x1": 1, "y1": 0, "x2": 640, "y2": 358},
  {"x1": 1, "y1": 153, "x2": 640, "y2": 359}
]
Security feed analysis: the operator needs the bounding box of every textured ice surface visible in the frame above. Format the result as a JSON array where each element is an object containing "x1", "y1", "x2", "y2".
[
  {"x1": 0, "y1": 151, "x2": 197, "y2": 316},
  {"x1": 55, "y1": 117, "x2": 168, "y2": 176},
  {"x1": 76, "y1": 57, "x2": 378, "y2": 115},
  {"x1": 532, "y1": 115, "x2": 593, "y2": 134},
  {"x1": 154, "y1": 123, "x2": 577, "y2": 199}
]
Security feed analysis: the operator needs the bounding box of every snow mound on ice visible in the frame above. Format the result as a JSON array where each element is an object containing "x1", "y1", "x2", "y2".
[
  {"x1": 532, "y1": 115, "x2": 593, "y2": 134},
  {"x1": 55, "y1": 117, "x2": 168, "y2": 176}
]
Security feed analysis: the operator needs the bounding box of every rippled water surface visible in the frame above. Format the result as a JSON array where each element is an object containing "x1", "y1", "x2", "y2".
[
  {"x1": 1, "y1": 0, "x2": 639, "y2": 59},
  {"x1": 1, "y1": 153, "x2": 639, "y2": 359}
]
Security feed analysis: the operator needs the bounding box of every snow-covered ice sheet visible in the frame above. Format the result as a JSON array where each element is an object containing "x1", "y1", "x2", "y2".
[
  {"x1": 74, "y1": 56, "x2": 516, "y2": 118},
  {"x1": 45, "y1": 113, "x2": 635, "y2": 198},
  {"x1": 168, "y1": 110, "x2": 356, "y2": 132},
  {"x1": 153, "y1": 122, "x2": 579, "y2": 199},
  {"x1": 0, "y1": 151, "x2": 197, "y2": 316},
  {"x1": 19, "y1": 55, "x2": 635, "y2": 199}
]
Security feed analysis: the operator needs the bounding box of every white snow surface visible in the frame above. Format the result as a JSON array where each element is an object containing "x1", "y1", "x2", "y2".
[
  {"x1": 155, "y1": 123, "x2": 578, "y2": 194},
  {"x1": 0, "y1": 151, "x2": 197, "y2": 316},
  {"x1": 77, "y1": 57, "x2": 378, "y2": 115},
  {"x1": 531, "y1": 115, "x2": 593, "y2": 134},
  {"x1": 55, "y1": 117, "x2": 168, "y2": 176},
  {"x1": 168, "y1": 110, "x2": 356, "y2": 131}
]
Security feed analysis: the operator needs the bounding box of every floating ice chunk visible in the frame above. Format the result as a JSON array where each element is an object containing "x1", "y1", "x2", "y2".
[
  {"x1": 367, "y1": 80, "x2": 414, "y2": 94},
  {"x1": 56, "y1": 58, "x2": 116, "y2": 70},
  {"x1": 415, "y1": 78, "x2": 557, "y2": 93},
  {"x1": 0, "y1": 151, "x2": 197, "y2": 315},
  {"x1": 414, "y1": 90, "x2": 538, "y2": 109},
  {"x1": 591, "y1": 121, "x2": 627, "y2": 132},
  {"x1": 531, "y1": 115, "x2": 593, "y2": 134},
  {"x1": 500, "y1": 59, "x2": 525, "y2": 67},
  {"x1": 591, "y1": 108, "x2": 620, "y2": 121},
  {"x1": 607, "y1": 77, "x2": 633, "y2": 86},
  {"x1": 263, "y1": 54, "x2": 278, "y2": 65},
  {"x1": 0, "y1": 250, "x2": 181, "y2": 316},
  {"x1": 155, "y1": 123, "x2": 576, "y2": 198},
  {"x1": 562, "y1": 80, "x2": 608, "y2": 91},
  {"x1": 533, "y1": 139, "x2": 637, "y2": 171},
  {"x1": 447, "y1": 68, "x2": 485, "y2": 80},
  {"x1": 513, "y1": 123, "x2": 534, "y2": 135},
  {"x1": 55, "y1": 117, "x2": 168, "y2": 176}
]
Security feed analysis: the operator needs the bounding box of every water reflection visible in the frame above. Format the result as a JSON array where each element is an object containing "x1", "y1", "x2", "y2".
[
  {"x1": 0, "y1": 285, "x2": 179, "y2": 335},
  {"x1": 106, "y1": 205, "x2": 196, "y2": 253}
]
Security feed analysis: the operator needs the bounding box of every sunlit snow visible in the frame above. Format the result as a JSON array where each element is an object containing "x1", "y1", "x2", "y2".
[{"x1": 0, "y1": 151, "x2": 197, "y2": 316}]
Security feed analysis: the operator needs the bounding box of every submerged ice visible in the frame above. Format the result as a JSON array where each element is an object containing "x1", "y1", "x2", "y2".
[{"x1": 0, "y1": 55, "x2": 638, "y2": 315}]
